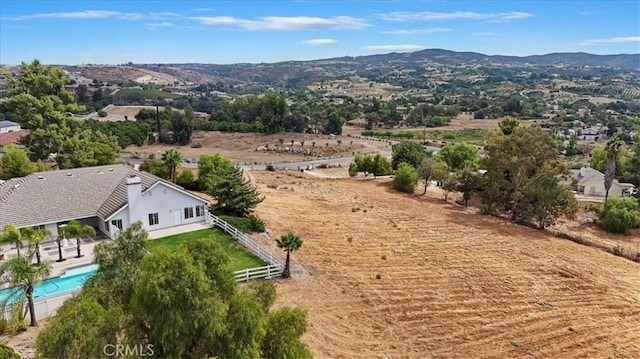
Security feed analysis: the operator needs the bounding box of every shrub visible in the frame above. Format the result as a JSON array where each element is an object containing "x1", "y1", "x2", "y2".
[
  {"x1": 348, "y1": 162, "x2": 358, "y2": 177},
  {"x1": 600, "y1": 198, "x2": 640, "y2": 235},
  {"x1": 217, "y1": 214, "x2": 266, "y2": 233},
  {"x1": 176, "y1": 170, "x2": 197, "y2": 190},
  {"x1": 190, "y1": 142, "x2": 203, "y2": 148},
  {"x1": 393, "y1": 163, "x2": 419, "y2": 193},
  {"x1": 480, "y1": 203, "x2": 498, "y2": 216},
  {"x1": 0, "y1": 343, "x2": 20, "y2": 359},
  {"x1": 0, "y1": 317, "x2": 7, "y2": 335},
  {"x1": 97, "y1": 109, "x2": 107, "y2": 117}
]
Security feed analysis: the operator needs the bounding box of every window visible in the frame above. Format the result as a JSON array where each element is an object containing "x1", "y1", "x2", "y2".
[
  {"x1": 111, "y1": 219, "x2": 123, "y2": 230},
  {"x1": 196, "y1": 205, "x2": 205, "y2": 217},
  {"x1": 32, "y1": 225, "x2": 45, "y2": 231},
  {"x1": 184, "y1": 207, "x2": 194, "y2": 219},
  {"x1": 148, "y1": 213, "x2": 159, "y2": 226}
]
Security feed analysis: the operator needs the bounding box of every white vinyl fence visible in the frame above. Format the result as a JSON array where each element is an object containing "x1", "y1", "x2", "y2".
[
  {"x1": 1, "y1": 289, "x2": 80, "y2": 322},
  {"x1": 206, "y1": 212, "x2": 285, "y2": 281}
]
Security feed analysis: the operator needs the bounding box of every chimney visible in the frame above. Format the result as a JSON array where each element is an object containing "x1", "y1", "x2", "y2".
[{"x1": 126, "y1": 175, "x2": 144, "y2": 226}]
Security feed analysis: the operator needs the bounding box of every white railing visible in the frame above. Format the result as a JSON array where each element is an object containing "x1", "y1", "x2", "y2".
[
  {"x1": 206, "y1": 213, "x2": 285, "y2": 281},
  {"x1": 210, "y1": 216, "x2": 284, "y2": 267},
  {"x1": 233, "y1": 264, "x2": 283, "y2": 282},
  {"x1": 1, "y1": 289, "x2": 80, "y2": 322}
]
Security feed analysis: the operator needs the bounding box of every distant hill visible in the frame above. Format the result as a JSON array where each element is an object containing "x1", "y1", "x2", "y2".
[
  {"x1": 5, "y1": 49, "x2": 635, "y2": 89},
  {"x1": 332, "y1": 49, "x2": 640, "y2": 69},
  {"x1": 133, "y1": 49, "x2": 638, "y2": 88}
]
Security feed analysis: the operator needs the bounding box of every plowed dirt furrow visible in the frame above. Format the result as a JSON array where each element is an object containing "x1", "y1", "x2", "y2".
[{"x1": 254, "y1": 173, "x2": 640, "y2": 359}]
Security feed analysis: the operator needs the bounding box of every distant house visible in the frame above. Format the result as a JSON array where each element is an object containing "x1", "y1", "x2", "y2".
[
  {"x1": 0, "y1": 164, "x2": 209, "y2": 240},
  {"x1": 0, "y1": 121, "x2": 20, "y2": 134},
  {"x1": 0, "y1": 121, "x2": 28, "y2": 146},
  {"x1": 193, "y1": 112, "x2": 209, "y2": 120},
  {"x1": 580, "y1": 127, "x2": 601, "y2": 142},
  {"x1": 570, "y1": 167, "x2": 636, "y2": 197}
]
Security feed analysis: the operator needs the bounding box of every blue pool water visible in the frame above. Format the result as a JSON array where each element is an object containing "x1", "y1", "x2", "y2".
[{"x1": 0, "y1": 263, "x2": 98, "y2": 304}]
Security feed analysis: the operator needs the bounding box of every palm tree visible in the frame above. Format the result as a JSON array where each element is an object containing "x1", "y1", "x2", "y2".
[
  {"x1": 604, "y1": 136, "x2": 623, "y2": 207},
  {"x1": 59, "y1": 220, "x2": 96, "y2": 259},
  {"x1": 162, "y1": 149, "x2": 183, "y2": 183},
  {"x1": 0, "y1": 225, "x2": 24, "y2": 258},
  {"x1": 276, "y1": 232, "x2": 303, "y2": 279},
  {"x1": 20, "y1": 227, "x2": 51, "y2": 265},
  {"x1": 0, "y1": 249, "x2": 52, "y2": 326}
]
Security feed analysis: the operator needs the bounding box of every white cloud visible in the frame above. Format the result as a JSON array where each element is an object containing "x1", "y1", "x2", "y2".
[
  {"x1": 382, "y1": 27, "x2": 451, "y2": 35},
  {"x1": 302, "y1": 38, "x2": 338, "y2": 46},
  {"x1": 6, "y1": 10, "x2": 145, "y2": 21},
  {"x1": 119, "y1": 13, "x2": 145, "y2": 20},
  {"x1": 148, "y1": 12, "x2": 183, "y2": 19},
  {"x1": 378, "y1": 11, "x2": 533, "y2": 23},
  {"x1": 487, "y1": 12, "x2": 532, "y2": 23},
  {"x1": 191, "y1": 15, "x2": 370, "y2": 30},
  {"x1": 147, "y1": 22, "x2": 175, "y2": 30},
  {"x1": 8, "y1": 10, "x2": 120, "y2": 20},
  {"x1": 365, "y1": 44, "x2": 425, "y2": 51},
  {"x1": 580, "y1": 36, "x2": 640, "y2": 46}
]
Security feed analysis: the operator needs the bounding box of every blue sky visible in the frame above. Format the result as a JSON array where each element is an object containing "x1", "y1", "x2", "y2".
[{"x1": 1, "y1": 1, "x2": 638, "y2": 65}]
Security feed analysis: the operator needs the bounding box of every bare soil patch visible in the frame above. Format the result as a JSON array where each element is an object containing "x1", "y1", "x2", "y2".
[
  {"x1": 343, "y1": 114, "x2": 550, "y2": 136},
  {"x1": 94, "y1": 105, "x2": 158, "y2": 122},
  {"x1": 252, "y1": 171, "x2": 640, "y2": 358},
  {"x1": 127, "y1": 131, "x2": 390, "y2": 163}
]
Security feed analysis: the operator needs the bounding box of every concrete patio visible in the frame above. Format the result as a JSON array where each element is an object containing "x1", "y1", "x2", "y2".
[
  {"x1": 0, "y1": 235, "x2": 107, "y2": 280},
  {"x1": 147, "y1": 222, "x2": 211, "y2": 239}
]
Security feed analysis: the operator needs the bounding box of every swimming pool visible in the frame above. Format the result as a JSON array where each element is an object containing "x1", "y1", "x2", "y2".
[{"x1": 0, "y1": 263, "x2": 98, "y2": 304}]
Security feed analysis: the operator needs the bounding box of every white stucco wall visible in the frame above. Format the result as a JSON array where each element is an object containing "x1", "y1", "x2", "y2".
[
  {"x1": 45, "y1": 223, "x2": 59, "y2": 237},
  {"x1": 109, "y1": 182, "x2": 207, "y2": 233},
  {"x1": 98, "y1": 218, "x2": 108, "y2": 237},
  {"x1": 0, "y1": 125, "x2": 20, "y2": 134},
  {"x1": 583, "y1": 180, "x2": 623, "y2": 197}
]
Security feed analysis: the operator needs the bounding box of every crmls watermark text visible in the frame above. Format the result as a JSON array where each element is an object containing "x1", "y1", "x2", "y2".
[{"x1": 103, "y1": 344, "x2": 154, "y2": 357}]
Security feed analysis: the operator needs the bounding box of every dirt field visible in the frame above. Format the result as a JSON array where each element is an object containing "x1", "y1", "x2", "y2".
[
  {"x1": 251, "y1": 171, "x2": 640, "y2": 359},
  {"x1": 93, "y1": 105, "x2": 158, "y2": 122},
  {"x1": 127, "y1": 131, "x2": 391, "y2": 163},
  {"x1": 342, "y1": 114, "x2": 550, "y2": 136}
]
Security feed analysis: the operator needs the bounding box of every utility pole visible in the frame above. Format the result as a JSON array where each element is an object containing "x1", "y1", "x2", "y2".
[{"x1": 155, "y1": 103, "x2": 160, "y2": 143}]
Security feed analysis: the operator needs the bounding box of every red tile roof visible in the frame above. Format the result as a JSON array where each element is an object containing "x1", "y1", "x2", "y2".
[{"x1": 0, "y1": 130, "x2": 29, "y2": 146}]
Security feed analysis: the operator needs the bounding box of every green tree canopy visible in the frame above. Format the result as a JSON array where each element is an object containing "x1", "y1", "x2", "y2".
[
  {"x1": 204, "y1": 165, "x2": 264, "y2": 216},
  {"x1": 438, "y1": 142, "x2": 479, "y2": 171},
  {"x1": 197, "y1": 153, "x2": 234, "y2": 190},
  {"x1": 481, "y1": 126, "x2": 571, "y2": 223},
  {"x1": 519, "y1": 164, "x2": 578, "y2": 228},
  {"x1": 0, "y1": 143, "x2": 34, "y2": 180},
  {"x1": 391, "y1": 141, "x2": 430, "y2": 170},
  {"x1": 5, "y1": 60, "x2": 119, "y2": 165},
  {"x1": 393, "y1": 162, "x2": 419, "y2": 193},
  {"x1": 498, "y1": 116, "x2": 519, "y2": 135},
  {"x1": 36, "y1": 223, "x2": 310, "y2": 358},
  {"x1": 599, "y1": 197, "x2": 640, "y2": 235}
]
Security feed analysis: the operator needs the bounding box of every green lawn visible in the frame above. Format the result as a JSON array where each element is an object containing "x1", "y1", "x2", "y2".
[{"x1": 147, "y1": 229, "x2": 266, "y2": 271}]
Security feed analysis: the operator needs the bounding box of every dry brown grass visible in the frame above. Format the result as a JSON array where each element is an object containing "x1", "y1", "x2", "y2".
[
  {"x1": 127, "y1": 131, "x2": 391, "y2": 162},
  {"x1": 251, "y1": 171, "x2": 640, "y2": 359}
]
